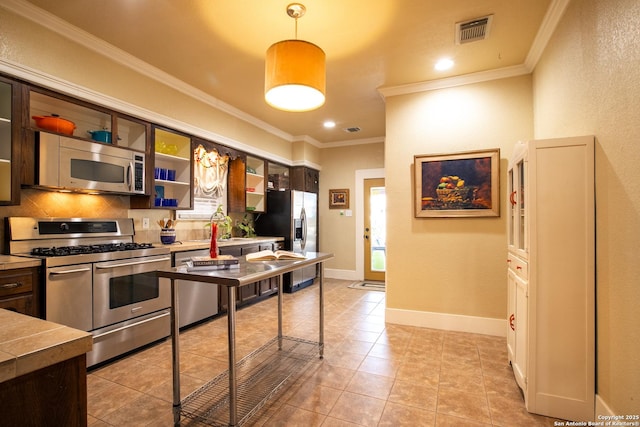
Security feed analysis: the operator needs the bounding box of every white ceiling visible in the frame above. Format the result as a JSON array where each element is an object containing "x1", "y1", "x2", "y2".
[{"x1": 21, "y1": 0, "x2": 554, "y2": 145}]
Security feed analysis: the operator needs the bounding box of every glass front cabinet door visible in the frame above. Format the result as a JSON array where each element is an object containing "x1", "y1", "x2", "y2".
[
  {"x1": 507, "y1": 142, "x2": 528, "y2": 258},
  {"x1": 0, "y1": 76, "x2": 21, "y2": 205}
]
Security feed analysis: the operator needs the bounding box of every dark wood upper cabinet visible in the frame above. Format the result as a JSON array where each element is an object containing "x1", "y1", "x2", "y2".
[
  {"x1": 266, "y1": 161, "x2": 290, "y2": 191},
  {"x1": 227, "y1": 155, "x2": 246, "y2": 213},
  {"x1": 228, "y1": 154, "x2": 266, "y2": 213},
  {"x1": 291, "y1": 166, "x2": 319, "y2": 193}
]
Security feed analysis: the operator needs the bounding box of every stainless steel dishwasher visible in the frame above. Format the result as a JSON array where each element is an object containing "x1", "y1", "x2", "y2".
[{"x1": 173, "y1": 249, "x2": 219, "y2": 328}]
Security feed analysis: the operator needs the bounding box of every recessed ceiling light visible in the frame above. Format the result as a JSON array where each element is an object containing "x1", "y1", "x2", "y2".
[
  {"x1": 435, "y1": 58, "x2": 454, "y2": 71},
  {"x1": 323, "y1": 120, "x2": 336, "y2": 128}
]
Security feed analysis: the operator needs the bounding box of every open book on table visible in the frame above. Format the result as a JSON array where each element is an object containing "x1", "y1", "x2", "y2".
[{"x1": 246, "y1": 250, "x2": 306, "y2": 262}]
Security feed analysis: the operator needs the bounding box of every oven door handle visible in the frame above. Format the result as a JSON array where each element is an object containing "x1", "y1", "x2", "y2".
[
  {"x1": 92, "y1": 310, "x2": 170, "y2": 340},
  {"x1": 49, "y1": 267, "x2": 92, "y2": 275},
  {"x1": 94, "y1": 257, "x2": 172, "y2": 269}
]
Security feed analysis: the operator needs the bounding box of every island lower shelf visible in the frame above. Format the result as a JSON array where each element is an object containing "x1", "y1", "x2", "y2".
[{"x1": 179, "y1": 336, "x2": 321, "y2": 426}]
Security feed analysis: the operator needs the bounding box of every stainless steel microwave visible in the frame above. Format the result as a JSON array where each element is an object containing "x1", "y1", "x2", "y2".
[{"x1": 37, "y1": 131, "x2": 145, "y2": 195}]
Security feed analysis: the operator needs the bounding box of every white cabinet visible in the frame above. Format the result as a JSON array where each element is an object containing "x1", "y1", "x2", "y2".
[
  {"x1": 507, "y1": 253, "x2": 528, "y2": 392},
  {"x1": 506, "y1": 135, "x2": 595, "y2": 421},
  {"x1": 131, "y1": 127, "x2": 192, "y2": 209},
  {"x1": 245, "y1": 155, "x2": 265, "y2": 212},
  {"x1": 508, "y1": 141, "x2": 528, "y2": 258},
  {"x1": 507, "y1": 140, "x2": 529, "y2": 393}
]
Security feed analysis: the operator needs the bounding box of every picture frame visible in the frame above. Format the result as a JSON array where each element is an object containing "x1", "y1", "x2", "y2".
[
  {"x1": 414, "y1": 148, "x2": 500, "y2": 218},
  {"x1": 329, "y1": 189, "x2": 349, "y2": 209}
]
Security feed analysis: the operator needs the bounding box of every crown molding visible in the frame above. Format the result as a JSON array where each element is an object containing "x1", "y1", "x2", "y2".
[
  {"x1": 291, "y1": 159, "x2": 323, "y2": 170},
  {"x1": 320, "y1": 136, "x2": 385, "y2": 149},
  {"x1": 299, "y1": 135, "x2": 386, "y2": 148},
  {"x1": 378, "y1": 64, "x2": 530, "y2": 98},
  {"x1": 524, "y1": 0, "x2": 571, "y2": 70},
  {"x1": 291, "y1": 134, "x2": 323, "y2": 148}
]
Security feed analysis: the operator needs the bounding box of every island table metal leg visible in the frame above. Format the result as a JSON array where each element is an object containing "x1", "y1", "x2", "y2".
[
  {"x1": 170, "y1": 279, "x2": 181, "y2": 425},
  {"x1": 227, "y1": 286, "x2": 238, "y2": 426},
  {"x1": 319, "y1": 264, "x2": 324, "y2": 358},
  {"x1": 277, "y1": 274, "x2": 283, "y2": 350}
]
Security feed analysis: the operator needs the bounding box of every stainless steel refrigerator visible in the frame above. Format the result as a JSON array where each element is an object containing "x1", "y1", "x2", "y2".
[{"x1": 255, "y1": 190, "x2": 318, "y2": 292}]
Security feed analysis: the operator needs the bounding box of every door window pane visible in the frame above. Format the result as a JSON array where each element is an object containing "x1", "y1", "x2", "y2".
[{"x1": 370, "y1": 186, "x2": 386, "y2": 272}]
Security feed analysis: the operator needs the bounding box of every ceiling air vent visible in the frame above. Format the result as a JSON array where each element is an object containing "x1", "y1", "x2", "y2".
[
  {"x1": 455, "y1": 15, "x2": 493, "y2": 45},
  {"x1": 344, "y1": 126, "x2": 361, "y2": 133}
]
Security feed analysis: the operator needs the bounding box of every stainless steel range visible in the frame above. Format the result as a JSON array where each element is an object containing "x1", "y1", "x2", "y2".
[{"x1": 6, "y1": 217, "x2": 172, "y2": 367}]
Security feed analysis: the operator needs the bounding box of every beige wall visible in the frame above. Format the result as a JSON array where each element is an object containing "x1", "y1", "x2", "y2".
[
  {"x1": 384, "y1": 76, "x2": 533, "y2": 320},
  {"x1": 532, "y1": 0, "x2": 639, "y2": 415},
  {"x1": 292, "y1": 140, "x2": 322, "y2": 166},
  {"x1": 318, "y1": 143, "x2": 384, "y2": 271}
]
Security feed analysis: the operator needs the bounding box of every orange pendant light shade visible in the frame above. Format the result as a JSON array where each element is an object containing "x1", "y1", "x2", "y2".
[{"x1": 265, "y1": 39, "x2": 326, "y2": 112}]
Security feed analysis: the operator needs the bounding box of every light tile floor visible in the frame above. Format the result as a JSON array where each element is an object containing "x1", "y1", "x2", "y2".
[{"x1": 87, "y1": 278, "x2": 559, "y2": 426}]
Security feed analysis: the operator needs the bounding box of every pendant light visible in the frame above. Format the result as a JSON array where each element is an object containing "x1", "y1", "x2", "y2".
[{"x1": 265, "y1": 3, "x2": 326, "y2": 112}]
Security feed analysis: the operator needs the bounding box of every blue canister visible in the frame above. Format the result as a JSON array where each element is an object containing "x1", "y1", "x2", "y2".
[{"x1": 160, "y1": 228, "x2": 176, "y2": 244}]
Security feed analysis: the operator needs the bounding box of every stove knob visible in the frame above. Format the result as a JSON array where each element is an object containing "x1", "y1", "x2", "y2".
[{"x1": 60, "y1": 223, "x2": 69, "y2": 232}]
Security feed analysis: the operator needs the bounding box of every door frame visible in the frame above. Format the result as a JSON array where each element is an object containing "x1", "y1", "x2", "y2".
[{"x1": 355, "y1": 168, "x2": 385, "y2": 280}]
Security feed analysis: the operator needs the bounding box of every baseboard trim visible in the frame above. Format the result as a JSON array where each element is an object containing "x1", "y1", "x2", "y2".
[
  {"x1": 386, "y1": 307, "x2": 507, "y2": 337},
  {"x1": 324, "y1": 268, "x2": 358, "y2": 281},
  {"x1": 595, "y1": 394, "x2": 615, "y2": 418}
]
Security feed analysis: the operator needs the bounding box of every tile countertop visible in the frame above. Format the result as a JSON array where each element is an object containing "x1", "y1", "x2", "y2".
[
  {"x1": 159, "y1": 236, "x2": 285, "y2": 253},
  {"x1": 0, "y1": 255, "x2": 42, "y2": 270},
  {"x1": 0, "y1": 309, "x2": 93, "y2": 383}
]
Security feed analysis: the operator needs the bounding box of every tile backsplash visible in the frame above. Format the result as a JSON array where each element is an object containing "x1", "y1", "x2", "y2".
[{"x1": 1, "y1": 189, "x2": 250, "y2": 252}]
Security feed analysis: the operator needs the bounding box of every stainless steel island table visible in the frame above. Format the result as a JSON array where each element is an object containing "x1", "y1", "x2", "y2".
[{"x1": 156, "y1": 252, "x2": 333, "y2": 427}]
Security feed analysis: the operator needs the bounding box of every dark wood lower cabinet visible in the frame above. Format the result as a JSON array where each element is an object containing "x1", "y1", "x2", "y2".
[
  {"x1": 0, "y1": 267, "x2": 41, "y2": 318},
  {"x1": 218, "y1": 243, "x2": 279, "y2": 312},
  {"x1": 259, "y1": 278, "x2": 278, "y2": 296},
  {"x1": 291, "y1": 166, "x2": 319, "y2": 193},
  {"x1": 0, "y1": 354, "x2": 87, "y2": 427}
]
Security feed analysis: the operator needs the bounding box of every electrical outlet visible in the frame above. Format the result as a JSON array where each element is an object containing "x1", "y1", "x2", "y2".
[{"x1": 142, "y1": 218, "x2": 150, "y2": 229}]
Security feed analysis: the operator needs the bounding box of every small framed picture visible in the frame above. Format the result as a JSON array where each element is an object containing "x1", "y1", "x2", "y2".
[{"x1": 329, "y1": 189, "x2": 349, "y2": 209}]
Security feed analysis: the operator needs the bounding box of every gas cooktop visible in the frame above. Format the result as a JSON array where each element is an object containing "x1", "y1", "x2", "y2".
[
  {"x1": 6, "y1": 217, "x2": 171, "y2": 267},
  {"x1": 31, "y1": 242, "x2": 155, "y2": 257}
]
